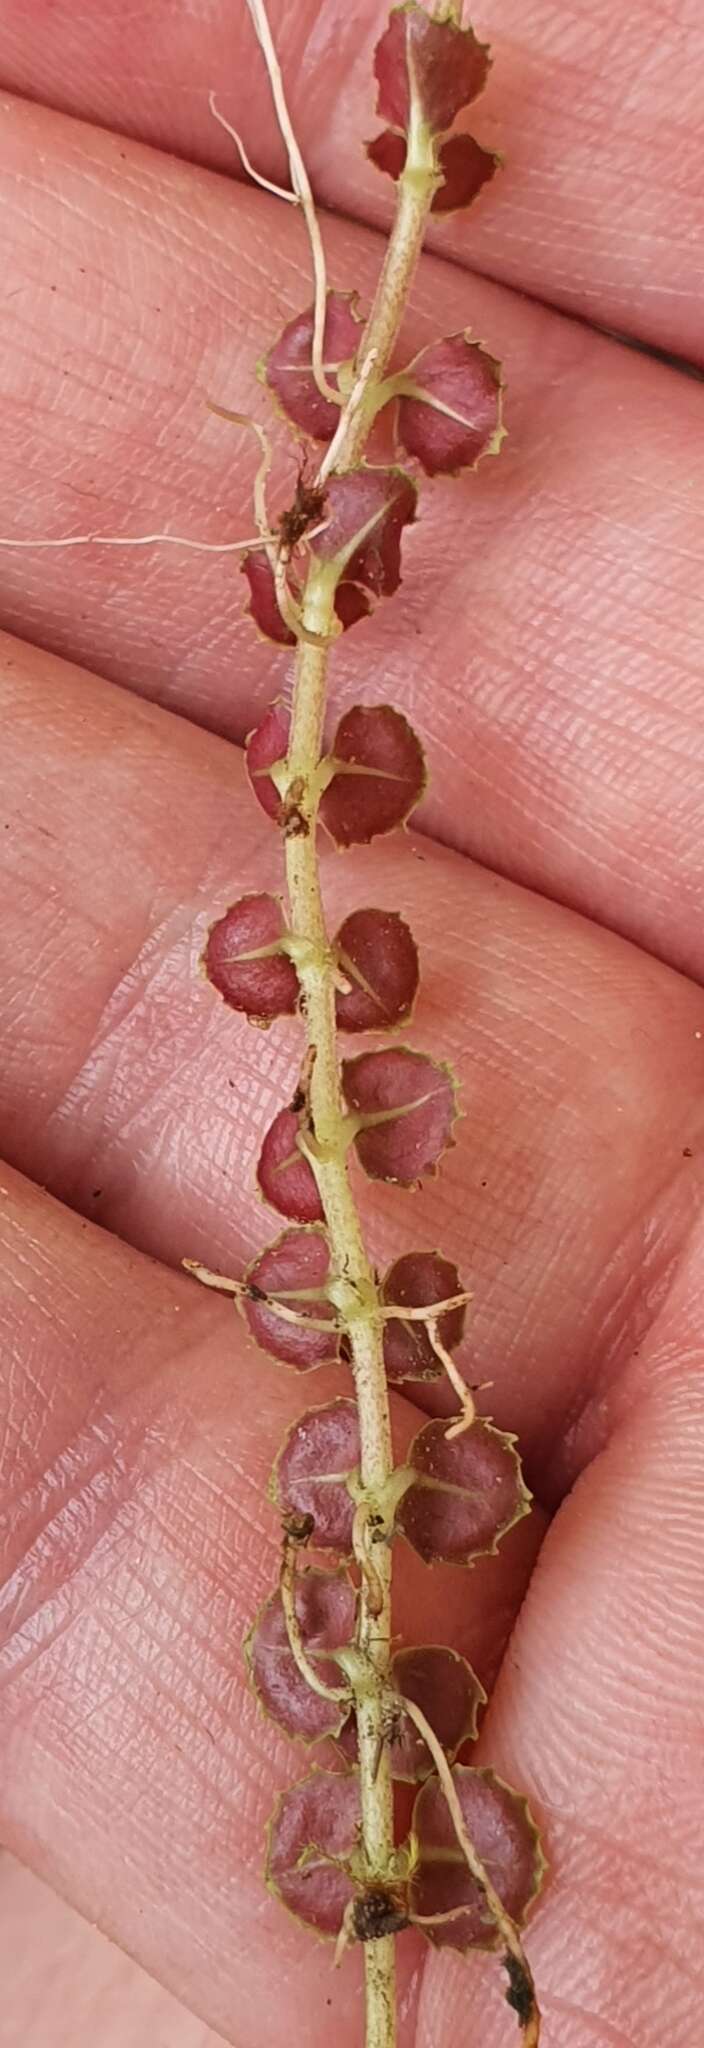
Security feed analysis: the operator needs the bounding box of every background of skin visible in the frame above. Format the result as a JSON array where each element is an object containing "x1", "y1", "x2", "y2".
[{"x1": 0, "y1": 3, "x2": 703, "y2": 2045}]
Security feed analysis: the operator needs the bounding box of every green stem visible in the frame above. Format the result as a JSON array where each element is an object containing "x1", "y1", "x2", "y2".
[{"x1": 281, "y1": 134, "x2": 439, "y2": 2048}]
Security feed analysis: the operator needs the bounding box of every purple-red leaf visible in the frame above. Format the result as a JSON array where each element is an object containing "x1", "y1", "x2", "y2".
[
  {"x1": 365, "y1": 128, "x2": 407, "y2": 183},
  {"x1": 257, "y1": 1105, "x2": 324, "y2": 1223},
  {"x1": 245, "y1": 700, "x2": 290, "y2": 821},
  {"x1": 246, "y1": 1570, "x2": 356, "y2": 1743},
  {"x1": 263, "y1": 292, "x2": 363, "y2": 441},
  {"x1": 243, "y1": 1227, "x2": 339, "y2": 1370},
  {"x1": 334, "y1": 908, "x2": 419, "y2": 1033},
  {"x1": 381, "y1": 1251, "x2": 465, "y2": 1383},
  {"x1": 367, "y1": 128, "x2": 498, "y2": 213},
  {"x1": 267, "y1": 1768, "x2": 360, "y2": 1936},
  {"x1": 395, "y1": 334, "x2": 503, "y2": 478},
  {"x1": 241, "y1": 549, "x2": 296, "y2": 647},
  {"x1": 309, "y1": 468, "x2": 417, "y2": 625},
  {"x1": 338, "y1": 1645, "x2": 485, "y2": 1781},
  {"x1": 342, "y1": 1046, "x2": 457, "y2": 1183},
  {"x1": 410, "y1": 1766, "x2": 544, "y2": 1950},
  {"x1": 373, "y1": 3, "x2": 490, "y2": 138},
  {"x1": 397, "y1": 1416, "x2": 530, "y2": 1566},
  {"x1": 202, "y1": 893, "x2": 299, "y2": 1023},
  {"x1": 320, "y1": 705, "x2": 426, "y2": 848},
  {"x1": 271, "y1": 1399, "x2": 360, "y2": 1554},
  {"x1": 431, "y1": 132, "x2": 499, "y2": 213}
]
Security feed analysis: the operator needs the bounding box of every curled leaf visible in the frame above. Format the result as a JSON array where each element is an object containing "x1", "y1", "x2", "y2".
[
  {"x1": 334, "y1": 907, "x2": 419, "y2": 1033},
  {"x1": 338, "y1": 1645, "x2": 485, "y2": 1781},
  {"x1": 257, "y1": 1104, "x2": 324, "y2": 1223},
  {"x1": 410, "y1": 1765, "x2": 544, "y2": 1950},
  {"x1": 245, "y1": 700, "x2": 290, "y2": 821},
  {"x1": 263, "y1": 292, "x2": 364, "y2": 441},
  {"x1": 267, "y1": 1768, "x2": 361, "y2": 1936},
  {"x1": 246, "y1": 1569, "x2": 356, "y2": 1743},
  {"x1": 342, "y1": 1046, "x2": 457, "y2": 1183},
  {"x1": 397, "y1": 1416, "x2": 531, "y2": 1566},
  {"x1": 373, "y1": 3, "x2": 490, "y2": 138},
  {"x1": 271, "y1": 1399, "x2": 360, "y2": 1554},
  {"x1": 309, "y1": 467, "x2": 416, "y2": 625},
  {"x1": 243, "y1": 1226, "x2": 339, "y2": 1370},
  {"x1": 242, "y1": 548, "x2": 297, "y2": 647},
  {"x1": 381, "y1": 1250, "x2": 465, "y2": 1383},
  {"x1": 367, "y1": 128, "x2": 498, "y2": 213},
  {"x1": 320, "y1": 705, "x2": 426, "y2": 848},
  {"x1": 202, "y1": 893, "x2": 299, "y2": 1023},
  {"x1": 395, "y1": 334, "x2": 503, "y2": 478}
]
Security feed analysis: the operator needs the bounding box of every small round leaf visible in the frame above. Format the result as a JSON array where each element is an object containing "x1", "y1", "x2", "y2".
[
  {"x1": 202, "y1": 893, "x2": 299, "y2": 1023},
  {"x1": 397, "y1": 1416, "x2": 531, "y2": 1565},
  {"x1": 410, "y1": 1765, "x2": 544, "y2": 1950},
  {"x1": 271, "y1": 1399, "x2": 361, "y2": 1555}
]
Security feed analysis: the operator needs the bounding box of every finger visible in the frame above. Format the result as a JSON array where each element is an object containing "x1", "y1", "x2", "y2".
[
  {"x1": 2, "y1": 636, "x2": 704, "y2": 1478},
  {"x1": 418, "y1": 1230, "x2": 704, "y2": 2047},
  {"x1": 1, "y1": 104, "x2": 703, "y2": 975},
  {"x1": 0, "y1": 1165, "x2": 537, "y2": 2043},
  {"x1": 0, "y1": 1856, "x2": 226, "y2": 2048},
  {"x1": 0, "y1": 0, "x2": 701, "y2": 361}
]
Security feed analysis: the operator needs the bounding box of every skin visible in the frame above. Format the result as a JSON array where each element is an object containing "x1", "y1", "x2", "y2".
[{"x1": 0, "y1": 2, "x2": 703, "y2": 2044}]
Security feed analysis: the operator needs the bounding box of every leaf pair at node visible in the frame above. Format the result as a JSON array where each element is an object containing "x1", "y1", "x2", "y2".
[
  {"x1": 245, "y1": 699, "x2": 426, "y2": 844},
  {"x1": 271, "y1": 1397, "x2": 530, "y2": 1562},
  {"x1": 204, "y1": 893, "x2": 419, "y2": 1034},
  {"x1": 239, "y1": 1231, "x2": 464, "y2": 1375},
  {"x1": 368, "y1": 0, "x2": 500, "y2": 217},
  {"x1": 266, "y1": 1760, "x2": 543, "y2": 1956}
]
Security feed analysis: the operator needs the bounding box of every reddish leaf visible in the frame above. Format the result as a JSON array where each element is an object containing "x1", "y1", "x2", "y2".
[
  {"x1": 263, "y1": 292, "x2": 363, "y2": 441},
  {"x1": 309, "y1": 468, "x2": 416, "y2": 625},
  {"x1": 396, "y1": 334, "x2": 503, "y2": 478},
  {"x1": 241, "y1": 548, "x2": 296, "y2": 647},
  {"x1": 245, "y1": 700, "x2": 290, "y2": 821},
  {"x1": 432, "y1": 132, "x2": 499, "y2": 213},
  {"x1": 243, "y1": 1227, "x2": 339, "y2": 1370},
  {"x1": 334, "y1": 908, "x2": 419, "y2": 1033},
  {"x1": 271, "y1": 1399, "x2": 360, "y2": 1555},
  {"x1": 202, "y1": 893, "x2": 299, "y2": 1024},
  {"x1": 267, "y1": 1768, "x2": 361, "y2": 1936},
  {"x1": 381, "y1": 1251, "x2": 465, "y2": 1383},
  {"x1": 367, "y1": 127, "x2": 497, "y2": 213},
  {"x1": 338, "y1": 1645, "x2": 485, "y2": 1781},
  {"x1": 365, "y1": 128, "x2": 407, "y2": 183},
  {"x1": 397, "y1": 1417, "x2": 530, "y2": 1566},
  {"x1": 342, "y1": 1047, "x2": 457, "y2": 1184},
  {"x1": 320, "y1": 705, "x2": 426, "y2": 848},
  {"x1": 246, "y1": 1569, "x2": 356, "y2": 1743},
  {"x1": 333, "y1": 581, "x2": 372, "y2": 630},
  {"x1": 373, "y1": 4, "x2": 490, "y2": 138},
  {"x1": 410, "y1": 1766, "x2": 544, "y2": 1950},
  {"x1": 257, "y1": 1105, "x2": 324, "y2": 1223}
]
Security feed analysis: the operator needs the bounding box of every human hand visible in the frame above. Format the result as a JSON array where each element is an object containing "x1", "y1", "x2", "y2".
[{"x1": 0, "y1": 3, "x2": 702, "y2": 2044}]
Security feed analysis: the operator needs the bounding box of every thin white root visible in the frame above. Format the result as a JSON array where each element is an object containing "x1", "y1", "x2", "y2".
[
  {"x1": 333, "y1": 1898, "x2": 357, "y2": 1968},
  {"x1": 182, "y1": 1259, "x2": 337, "y2": 1332},
  {"x1": 0, "y1": 531, "x2": 262, "y2": 553},
  {"x1": 379, "y1": 1292, "x2": 473, "y2": 1324},
  {"x1": 280, "y1": 1533, "x2": 351, "y2": 1706},
  {"x1": 244, "y1": 0, "x2": 338, "y2": 407},
  {"x1": 208, "y1": 89, "x2": 299, "y2": 203},
  {"x1": 205, "y1": 402, "x2": 274, "y2": 542},
  {"x1": 426, "y1": 1318, "x2": 477, "y2": 1437},
  {"x1": 318, "y1": 342, "x2": 380, "y2": 485},
  {"x1": 401, "y1": 1697, "x2": 540, "y2": 2046}
]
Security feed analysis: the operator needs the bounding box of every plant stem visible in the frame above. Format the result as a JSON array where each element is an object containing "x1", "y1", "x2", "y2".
[
  {"x1": 320, "y1": 111, "x2": 439, "y2": 482},
  {"x1": 281, "y1": 129, "x2": 439, "y2": 2048}
]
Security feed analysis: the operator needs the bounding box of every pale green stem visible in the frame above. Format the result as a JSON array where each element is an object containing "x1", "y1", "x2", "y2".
[{"x1": 277, "y1": 94, "x2": 440, "y2": 2048}]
